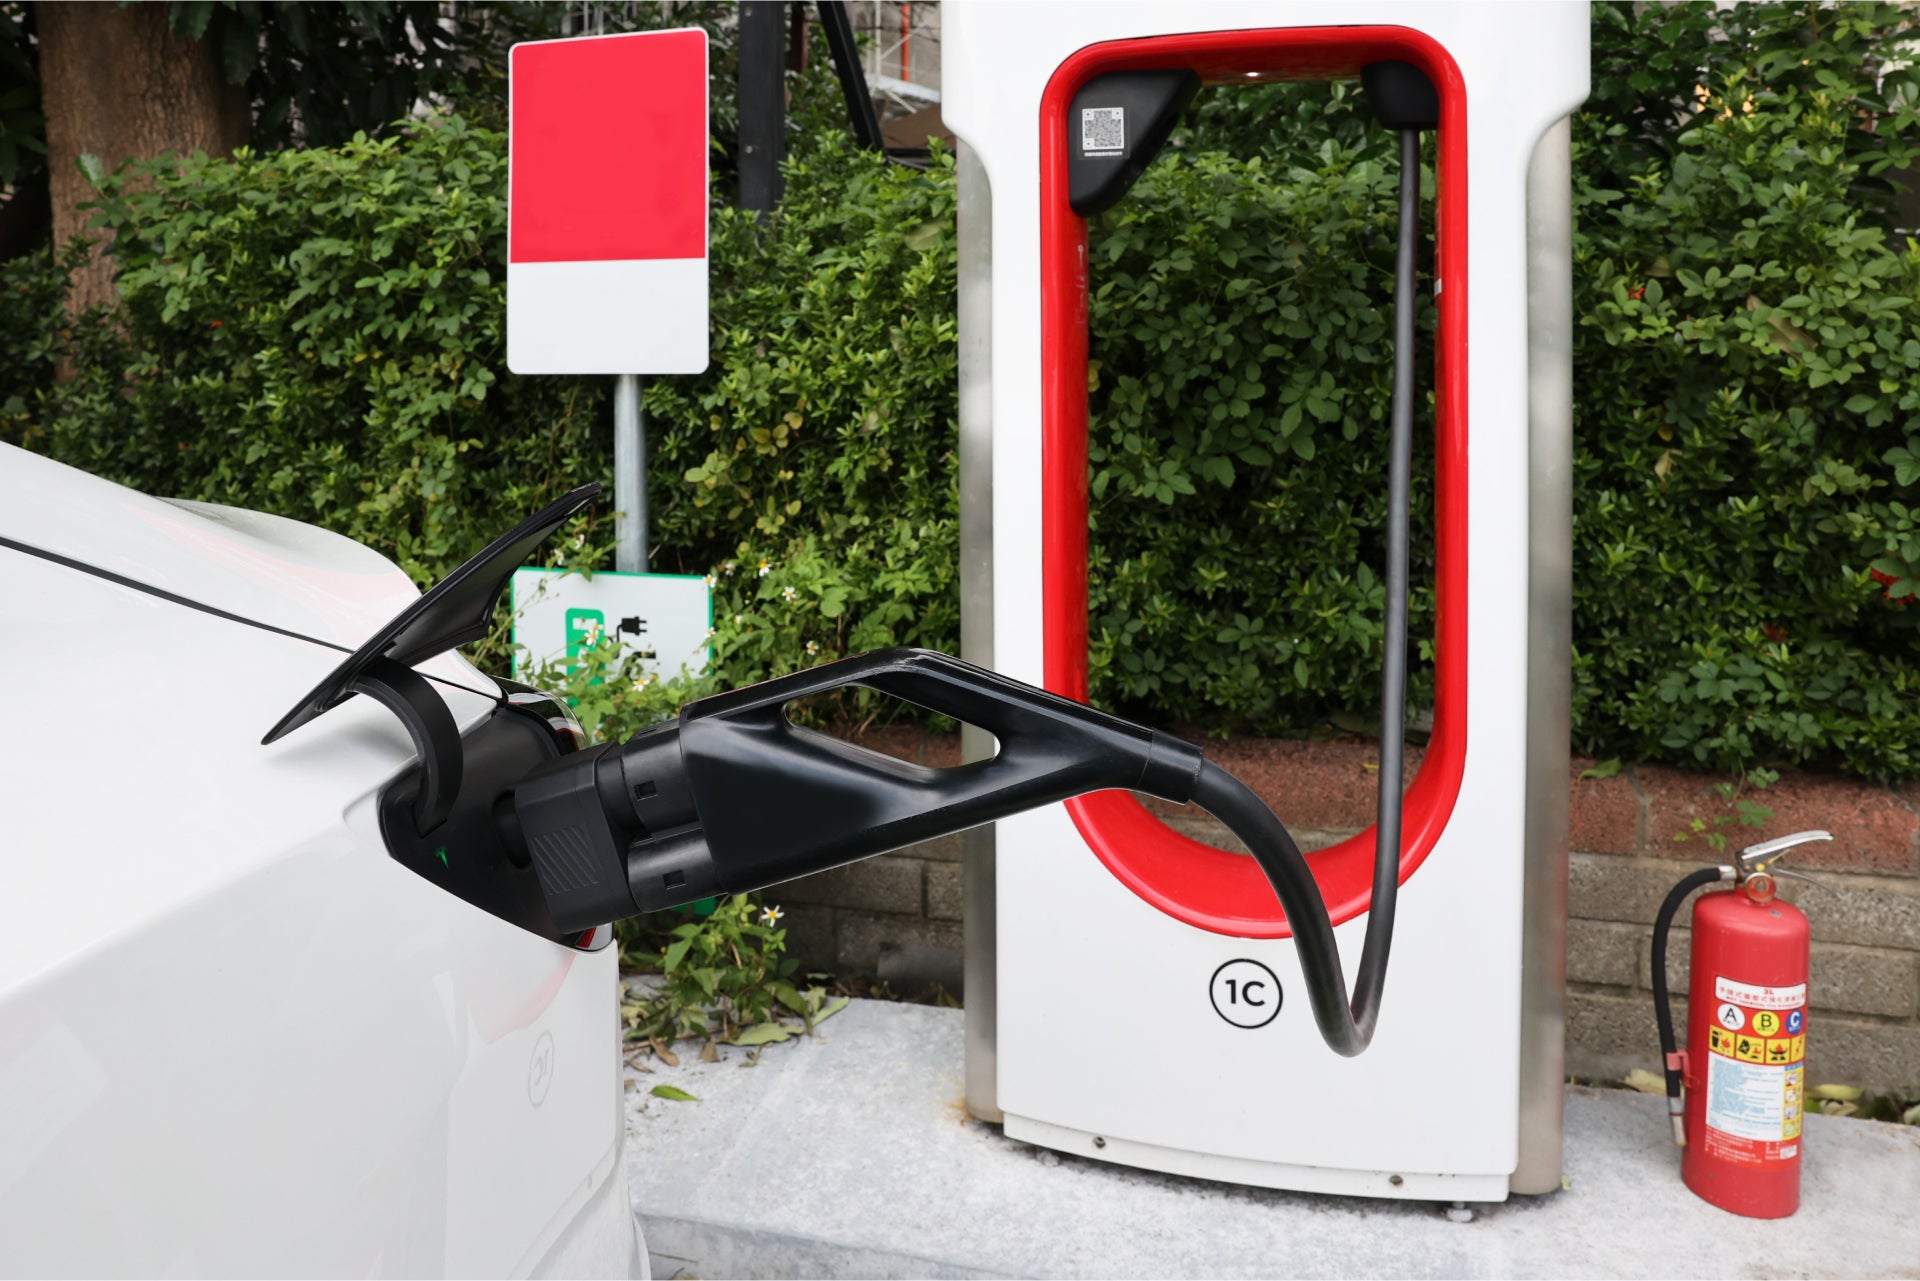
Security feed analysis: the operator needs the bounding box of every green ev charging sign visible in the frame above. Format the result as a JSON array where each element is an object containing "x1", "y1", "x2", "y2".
[{"x1": 510, "y1": 568, "x2": 712, "y2": 684}]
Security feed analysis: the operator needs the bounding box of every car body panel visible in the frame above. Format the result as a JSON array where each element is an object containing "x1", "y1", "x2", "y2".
[
  {"x1": 0, "y1": 447, "x2": 629, "y2": 1275},
  {"x1": 0, "y1": 442, "x2": 489, "y2": 692}
]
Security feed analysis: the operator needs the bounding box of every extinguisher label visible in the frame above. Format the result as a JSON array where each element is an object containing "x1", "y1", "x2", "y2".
[
  {"x1": 1713, "y1": 977, "x2": 1806, "y2": 1009},
  {"x1": 1702, "y1": 975, "x2": 1807, "y2": 1164}
]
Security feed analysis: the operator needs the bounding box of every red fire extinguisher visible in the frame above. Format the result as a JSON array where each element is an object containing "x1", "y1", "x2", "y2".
[{"x1": 1650, "y1": 830, "x2": 1831, "y2": 1219}]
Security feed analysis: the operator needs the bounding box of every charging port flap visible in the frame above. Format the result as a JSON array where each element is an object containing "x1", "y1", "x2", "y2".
[{"x1": 262, "y1": 483, "x2": 602, "y2": 837}]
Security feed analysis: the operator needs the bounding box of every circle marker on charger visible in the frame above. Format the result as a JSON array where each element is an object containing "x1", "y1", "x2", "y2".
[{"x1": 1210, "y1": 959, "x2": 1282, "y2": 1029}]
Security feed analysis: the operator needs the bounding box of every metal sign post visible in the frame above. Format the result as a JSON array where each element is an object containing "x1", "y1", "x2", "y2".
[{"x1": 613, "y1": 373, "x2": 647, "y2": 573}]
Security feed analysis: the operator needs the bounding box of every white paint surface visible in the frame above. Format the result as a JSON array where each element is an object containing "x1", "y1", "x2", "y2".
[
  {"x1": 0, "y1": 445, "x2": 628, "y2": 1273},
  {"x1": 507, "y1": 258, "x2": 710, "y2": 375}
]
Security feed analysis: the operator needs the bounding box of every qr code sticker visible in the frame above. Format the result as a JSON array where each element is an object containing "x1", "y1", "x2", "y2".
[{"x1": 1081, "y1": 106, "x2": 1125, "y2": 156}]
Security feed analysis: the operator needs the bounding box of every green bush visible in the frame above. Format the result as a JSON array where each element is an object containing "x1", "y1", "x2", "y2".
[
  {"x1": 13, "y1": 3, "x2": 1920, "y2": 780},
  {"x1": 20, "y1": 108, "x2": 958, "y2": 697},
  {"x1": 1083, "y1": 83, "x2": 1432, "y2": 731},
  {"x1": 643, "y1": 133, "x2": 960, "y2": 685},
  {"x1": 1569, "y1": 2, "x2": 1920, "y2": 777},
  {"x1": 40, "y1": 115, "x2": 608, "y2": 584},
  {"x1": 1076, "y1": 3, "x2": 1920, "y2": 778},
  {"x1": 0, "y1": 241, "x2": 69, "y2": 442}
]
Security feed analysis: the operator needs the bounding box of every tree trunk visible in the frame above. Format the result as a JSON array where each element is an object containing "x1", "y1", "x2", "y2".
[{"x1": 37, "y1": 1, "x2": 249, "y2": 314}]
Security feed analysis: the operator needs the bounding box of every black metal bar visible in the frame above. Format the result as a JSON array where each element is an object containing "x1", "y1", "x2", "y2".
[
  {"x1": 817, "y1": 0, "x2": 883, "y2": 151},
  {"x1": 738, "y1": 0, "x2": 786, "y2": 211},
  {"x1": 787, "y1": 0, "x2": 809, "y2": 72}
]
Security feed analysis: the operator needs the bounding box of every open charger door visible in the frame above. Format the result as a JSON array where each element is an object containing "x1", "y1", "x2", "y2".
[{"x1": 264, "y1": 484, "x2": 612, "y2": 947}]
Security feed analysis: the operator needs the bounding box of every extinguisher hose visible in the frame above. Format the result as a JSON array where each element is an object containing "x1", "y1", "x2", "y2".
[{"x1": 1651, "y1": 865, "x2": 1726, "y2": 1142}]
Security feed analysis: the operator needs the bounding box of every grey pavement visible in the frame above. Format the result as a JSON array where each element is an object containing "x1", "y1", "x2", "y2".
[{"x1": 624, "y1": 1000, "x2": 1920, "y2": 1279}]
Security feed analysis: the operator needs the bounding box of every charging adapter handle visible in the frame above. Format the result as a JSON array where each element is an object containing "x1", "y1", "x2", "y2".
[
  {"x1": 683, "y1": 647, "x2": 1203, "y2": 797},
  {"x1": 512, "y1": 644, "x2": 1402, "y2": 1058},
  {"x1": 674, "y1": 648, "x2": 1204, "y2": 893}
]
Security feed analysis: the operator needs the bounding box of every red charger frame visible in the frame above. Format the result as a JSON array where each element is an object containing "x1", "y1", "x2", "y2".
[{"x1": 1040, "y1": 27, "x2": 1468, "y2": 939}]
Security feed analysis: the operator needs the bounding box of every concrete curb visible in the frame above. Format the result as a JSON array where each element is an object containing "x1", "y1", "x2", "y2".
[{"x1": 626, "y1": 1000, "x2": 1920, "y2": 1279}]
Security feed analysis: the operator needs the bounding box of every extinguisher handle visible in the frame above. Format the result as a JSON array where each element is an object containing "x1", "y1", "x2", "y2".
[{"x1": 1737, "y1": 829, "x2": 1832, "y2": 875}]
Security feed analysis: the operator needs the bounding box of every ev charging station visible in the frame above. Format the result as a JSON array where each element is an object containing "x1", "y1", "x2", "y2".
[{"x1": 943, "y1": 4, "x2": 1591, "y2": 1200}]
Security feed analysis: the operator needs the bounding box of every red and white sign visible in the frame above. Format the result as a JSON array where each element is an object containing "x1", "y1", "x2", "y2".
[{"x1": 507, "y1": 29, "x2": 710, "y2": 374}]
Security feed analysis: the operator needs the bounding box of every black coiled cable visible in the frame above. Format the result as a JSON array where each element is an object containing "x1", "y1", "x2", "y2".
[
  {"x1": 1190, "y1": 761, "x2": 1383, "y2": 1056},
  {"x1": 1183, "y1": 128, "x2": 1423, "y2": 1059}
]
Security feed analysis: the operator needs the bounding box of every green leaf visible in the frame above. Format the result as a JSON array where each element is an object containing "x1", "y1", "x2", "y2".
[
  {"x1": 1579, "y1": 758, "x2": 1623, "y2": 780},
  {"x1": 1623, "y1": 1068, "x2": 1666, "y2": 1095},
  {"x1": 649, "y1": 1084, "x2": 700, "y2": 1102},
  {"x1": 728, "y1": 1021, "x2": 795, "y2": 1046},
  {"x1": 808, "y1": 995, "x2": 850, "y2": 1026},
  {"x1": 221, "y1": 13, "x2": 259, "y2": 86},
  {"x1": 903, "y1": 220, "x2": 944, "y2": 252},
  {"x1": 171, "y1": 1, "x2": 216, "y2": 40},
  {"x1": 1809, "y1": 1083, "x2": 1863, "y2": 1103}
]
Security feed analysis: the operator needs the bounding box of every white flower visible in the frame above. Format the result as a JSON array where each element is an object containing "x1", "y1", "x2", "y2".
[
  {"x1": 632, "y1": 676, "x2": 651, "y2": 692},
  {"x1": 733, "y1": 614, "x2": 743, "y2": 625},
  {"x1": 571, "y1": 534, "x2": 584, "y2": 549},
  {"x1": 554, "y1": 552, "x2": 566, "y2": 566},
  {"x1": 805, "y1": 640, "x2": 819, "y2": 655},
  {"x1": 703, "y1": 574, "x2": 717, "y2": 588},
  {"x1": 757, "y1": 559, "x2": 771, "y2": 577},
  {"x1": 759, "y1": 905, "x2": 784, "y2": 926},
  {"x1": 723, "y1": 560, "x2": 737, "y2": 576},
  {"x1": 781, "y1": 585, "x2": 798, "y2": 602}
]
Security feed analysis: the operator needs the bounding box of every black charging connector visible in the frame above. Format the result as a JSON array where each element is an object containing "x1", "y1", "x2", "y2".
[
  {"x1": 497, "y1": 721, "x2": 710, "y2": 926},
  {"x1": 501, "y1": 647, "x2": 1406, "y2": 1058},
  {"x1": 1360, "y1": 61, "x2": 1439, "y2": 131},
  {"x1": 504, "y1": 647, "x2": 1206, "y2": 931}
]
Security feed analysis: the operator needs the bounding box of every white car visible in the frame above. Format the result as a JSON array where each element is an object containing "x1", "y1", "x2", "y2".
[
  {"x1": 0, "y1": 441, "x2": 1392, "y2": 1277},
  {"x1": 0, "y1": 443, "x2": 636, "y2": 1277}
]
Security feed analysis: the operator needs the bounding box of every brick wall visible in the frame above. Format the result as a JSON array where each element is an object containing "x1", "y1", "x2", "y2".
[
  {"x1": 1562, "y1": 762, "x2": 1920, "y2": 1091},
  {"x1": 774, "y1": 729, "x2": 1920, "y2": 1090}
]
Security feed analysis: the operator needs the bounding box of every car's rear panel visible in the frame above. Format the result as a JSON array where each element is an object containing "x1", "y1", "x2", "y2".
[{"x1": 0, "y1": 447, "x2": 630, "y2": 1275}]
